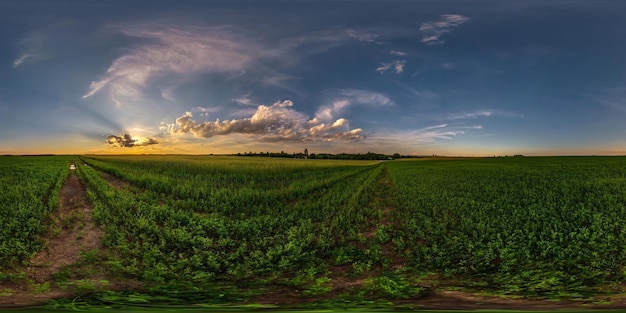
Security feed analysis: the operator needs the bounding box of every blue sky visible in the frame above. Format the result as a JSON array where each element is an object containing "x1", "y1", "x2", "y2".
[{"x1": 1, "y1": 0, "x2": 625, "y2": 155}]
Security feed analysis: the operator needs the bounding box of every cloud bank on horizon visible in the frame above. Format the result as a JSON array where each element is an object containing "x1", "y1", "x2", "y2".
[{"x1": 1, "y1": 1, "x2": 626, "y2": 155}]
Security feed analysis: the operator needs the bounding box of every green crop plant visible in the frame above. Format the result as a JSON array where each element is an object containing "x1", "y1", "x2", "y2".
[
  {"x1": 386, "y1": 156, "x2": 626, "y2": 295},
  {"x1": 76, "y1": 155, "x2": 383, "y2": 291},
  {"x1": 0, "y1": 156, "x2": 72, "y2": 267}
]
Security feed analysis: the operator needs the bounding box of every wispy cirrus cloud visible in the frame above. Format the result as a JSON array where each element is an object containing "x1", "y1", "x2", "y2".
[
  {"x1": 284, "y1": 28, "x2": 379, "y2": 49},
  {"x1": 390, "y1": 50, "x2": 407, "y2": 56},
  {"x1": 376, "y1": 60, "x2": 406, "y2": 74},
  {"x1": 316, "y1": 89, "x2": 394, "y2": 121},
  {"x1": 274, "y1": 28, "x2": 380, "y2": 67},
  {"x1": 447, "y1": 110, "x2": 493, "y2": 120},
  {"x1": 599, "y1": 87, "x2": 626, "y2": 113},
  {"x1": 337, "y1": 89, "x2": 394, "y2": 106},
  {"x1": 409, "y1": 125, "x2": 464, "y2": 142},
  {"x1": 232, "y1": 93, "x2": 255, "y2": 106},
  {"x1": 83, "y1": 23, "x2": 379, "y2": 109},
  {"x1": 345, "y1": 29, "x2": 379, "y2": 42},
  {"x1": 420, "y1": 14, "x2": 469, "y2": 45},
  {"x1": 0, "y1": 89, "x2": 8, "y2": 113},
  {"x1": 81, "y1": 22, "x2": 384, "y2": 145},
  {"x1": 372, "y1": 123, "x2": 467, "y2": 149},
  {"x1": 191, "y1": 106, "x2": 221, "y2": 116},
  {"x1": 13, "y1": 31, "x2": 48, "y2": 68},
  {"x1": 445, "y1": 110, "x2": 524, "y2": 120},
  {"x1": 83, "y1": 24, "x2": 260, "y2": 102},
  {"x1": 164, "y1": 100, "x2": 363, "y2": 142}
]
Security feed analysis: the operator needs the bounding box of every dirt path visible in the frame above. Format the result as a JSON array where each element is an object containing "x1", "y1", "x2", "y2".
[
  {"x1": 28, "y1": 170, "x2": 102, "y2": 282},
  {"x1": 0, "y1": 168, "x2": 103, "y2": 307},
  {"x1": 328, "y1": 166, "x2": 404, "y2": 289},
  {"x1": 99, "y1": 171, "x2": 131, "y2": 190}
]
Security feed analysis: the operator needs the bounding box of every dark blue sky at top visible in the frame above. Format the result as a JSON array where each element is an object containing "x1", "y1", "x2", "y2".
[{"x1": 1, "y1": 0, "x2": 625, "y2": 155}]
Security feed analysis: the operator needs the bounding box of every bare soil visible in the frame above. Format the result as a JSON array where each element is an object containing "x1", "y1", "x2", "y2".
[
  {"x1": 99, "y1": 171, "x2": 130, "y2": 190},
  {"x1": 28, "y1": 171, "x2": 102, "y2": 282},
  {"x1": 0, "y1": 170, "x2": 104, "y2": 308},
  {"x1": 247, "y1": 284, "x2": 626, "y2": 310}
]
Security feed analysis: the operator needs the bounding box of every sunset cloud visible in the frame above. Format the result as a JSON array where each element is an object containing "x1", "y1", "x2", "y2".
[
  {"x1": 165, "y1": 100, "x2": 364, "y2": 142},
  {"x1": 420, "y1": 14, "x2": 469, "y2": 45},
  {"x1": 106, "y1": 133, "x2": 159, "y2": 148}
]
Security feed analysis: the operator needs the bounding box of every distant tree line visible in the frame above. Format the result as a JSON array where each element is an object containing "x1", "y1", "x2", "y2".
[{"x1": 232, "y1": 151, "x2": 413, "y2": 160}]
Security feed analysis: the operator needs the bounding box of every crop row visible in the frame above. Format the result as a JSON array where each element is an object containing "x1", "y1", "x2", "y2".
[
  {"x1": 386, "y1": 157, "x2": 626, "y2": 294},
  {"x1": 0, "y1": 156, "x2": 72, "y2": 268},
  {"x1": 76, "y1": 156, "x2": 384, "y2": 284}
]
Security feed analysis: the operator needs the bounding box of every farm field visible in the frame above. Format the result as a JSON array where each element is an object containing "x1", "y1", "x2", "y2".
[
  {"x1": 2, "y1": 155, "x2": 626, "y2": 309},
  {"x1": 0, "y1": 156, "x2": 71, "y2": 268}
]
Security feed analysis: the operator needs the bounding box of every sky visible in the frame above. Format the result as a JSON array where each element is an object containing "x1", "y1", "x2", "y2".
[{"x1": 1, "y1": 0, "x2": 626, "y2": 156}]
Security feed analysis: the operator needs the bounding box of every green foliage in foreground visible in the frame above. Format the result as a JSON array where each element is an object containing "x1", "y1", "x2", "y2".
[
  {"x1": 387, "y1": 157, "x2": 626, "y2": 295},
  {"x1": 76, "y1": 155, "x2": 626, "y2": 298},
  {"x1": 78, "y1": 156, "x2": 383, "y2": 284},
  {"x1": 6, "y1": 154, "x2": 626, "y2": 306},
  {"x1": 0, "y1": 156, "x2": 72, "y2": 268}
]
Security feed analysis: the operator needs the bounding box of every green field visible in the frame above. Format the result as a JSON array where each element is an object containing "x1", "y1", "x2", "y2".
[
  {"x1": 2, "y1": 155, "x2": 626, "y2": 309},
  {"x1": 0, "y1": 156, "x2": 71, "y2": 268}
]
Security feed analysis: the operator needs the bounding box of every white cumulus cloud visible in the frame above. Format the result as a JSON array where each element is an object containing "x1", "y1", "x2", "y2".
[{"x1": 164, "y1": 100, "x2": 364, "y2": 142}]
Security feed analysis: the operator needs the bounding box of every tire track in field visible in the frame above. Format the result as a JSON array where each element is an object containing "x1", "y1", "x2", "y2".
[
  {"x1": 1, "y1": 163, "x2": 103, "y2": 307},
  {"x1": 99, "y1": 171, "x2": 131, "y2": 190},
  {"x1": 325, "y1": 165, "x2": 405, "y2": 294},
  {"x1": 27, "y1": 169, "x2": 102, "y2": 281},
  {"x1": 363, "y1": 165, "x2": 406, "y2": 269}
]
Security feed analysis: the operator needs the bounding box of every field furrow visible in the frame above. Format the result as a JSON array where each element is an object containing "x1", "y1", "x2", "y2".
[{"x1": 5, "y1": 155, "x2": 626, "y2": 309}]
